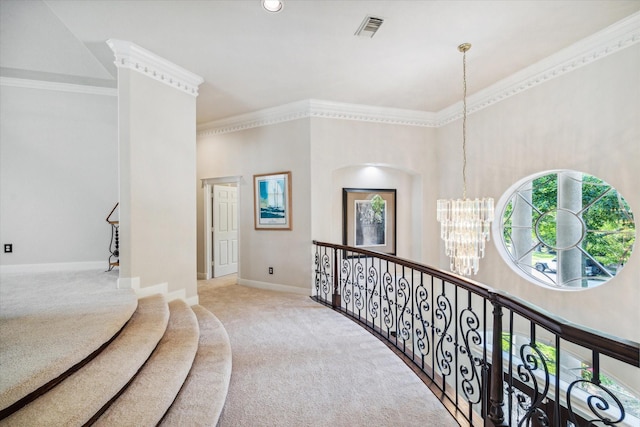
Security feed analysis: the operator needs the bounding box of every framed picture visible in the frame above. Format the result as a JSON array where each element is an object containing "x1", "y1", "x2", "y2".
[
  {"x1": 254, "y1": 171, "x2": 292, "y2": 230},
  {"x1": 343, "y1": 188, "x2": 396, "y2": 254}
]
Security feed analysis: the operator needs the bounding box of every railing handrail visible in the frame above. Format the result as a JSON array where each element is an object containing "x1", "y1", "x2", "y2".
[{"x1": 313, "y1": 240, "x2": 640, "y2": 368}]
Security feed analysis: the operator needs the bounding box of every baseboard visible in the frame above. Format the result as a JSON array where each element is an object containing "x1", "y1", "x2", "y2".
[
  {"x1": 238, "y1": 278, "x2": 310, "y2": 296},
  {"x1": 167, "y1": 288, "x2": 186, "y2": 302},
  {"x1": 167, "y1": 290, "x2": 199, "y2": 306},
  {"x1": 0, "y1": 261, "x2": 105, "y2": 274},
  {"x1": 119, "y1": 279, "x2": 198, "y2": 305},
  {"x1": 134, "y1": 282, "x2": 169, "y2": 299},
  {"x1": 197, "y1": 272, "x2": 207, "y2": 280}
]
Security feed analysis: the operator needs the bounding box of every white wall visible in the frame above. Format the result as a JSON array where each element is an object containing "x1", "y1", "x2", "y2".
[
  {"x1": 197, "y1": 119, "x2": 311, "y2": 292},
  {"x1": 117, "y1": 70, "x2": 198, "y2": 301},
  {"x1": 436, "y1": 45, "x2": 640, "y2": 344},
  {"x1": 0, "y1": 86, "x2": 117, "y2": 267}
]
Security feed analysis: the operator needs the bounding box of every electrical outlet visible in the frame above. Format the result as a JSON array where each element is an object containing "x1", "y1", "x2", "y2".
[
  {"x1": 268, "y1": 267, "x2": 273, "y2": 274},
  {"x1": 4, "y1": 244, "x2": 13, "y2": 253}
]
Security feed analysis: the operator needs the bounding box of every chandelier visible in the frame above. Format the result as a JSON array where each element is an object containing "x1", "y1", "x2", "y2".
[{"x1": 436, "y1": 43, "x2": 494, "y2": 276}]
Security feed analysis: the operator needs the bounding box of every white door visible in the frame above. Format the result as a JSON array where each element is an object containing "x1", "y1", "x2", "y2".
[{"x1": 212, "y1": 185, "x2": 238, "y2": 277}]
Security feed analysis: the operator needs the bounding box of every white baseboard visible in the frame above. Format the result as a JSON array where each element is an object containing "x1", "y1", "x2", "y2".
[
  {"x1": 186, "y1": 294, "x2": 199, "y2": 306},
  {"x1": 238, "y1": 278, "x2": 311, "y2": 296},
  {"x1": 120, "y1": 278, "x2": 199, "y2": 305},
  {"x1": 197, "y1": 272, "x2": 207, "y2": 280},
  {"x1": 134, "y1": 282, "x2": 169, "y2": 299},
  {"x1": 167, "y1": 288, "x2": 185, "y2": 302},
  {"x1": 167, "y1": 290, "x2": 199, "y2": 306},
  {"x1": 0, "y1": 261, "x2": 105, "y2": 274}
]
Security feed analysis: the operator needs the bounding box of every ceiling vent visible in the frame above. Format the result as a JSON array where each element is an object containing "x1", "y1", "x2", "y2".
[{"x1": 355, "y1": 15, "x2": 384, "y2": 38}]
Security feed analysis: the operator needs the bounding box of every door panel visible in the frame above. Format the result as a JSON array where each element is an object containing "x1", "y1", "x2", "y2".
[{"x1": 213, "y1": 185, "x2": 238, "y2": 277}]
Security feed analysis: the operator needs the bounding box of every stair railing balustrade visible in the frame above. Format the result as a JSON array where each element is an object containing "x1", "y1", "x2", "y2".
[{"x1": 312, "y1": 241, "x2": 640, "y2": 427}]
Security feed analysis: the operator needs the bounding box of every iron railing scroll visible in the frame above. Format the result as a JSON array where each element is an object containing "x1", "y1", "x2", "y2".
[{"x1": 312, "y1": 241, "x2": 640, "y2": 427}]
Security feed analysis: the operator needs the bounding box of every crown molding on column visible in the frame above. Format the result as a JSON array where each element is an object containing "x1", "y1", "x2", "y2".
[
  {"x1": 198, "y1": 11, "x2": 640, "y2": 135},
  {"x1": 106, "y1": 39, "x2": 203, "y2": 97}
]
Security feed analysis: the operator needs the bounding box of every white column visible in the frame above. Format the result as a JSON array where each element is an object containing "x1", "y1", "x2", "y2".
[
  {"x1": 108, "y1": 39, "x2": 203, "y2": 303},
  {"x1": 557, "y1": 171, "x2": 584, "y2": 287}
]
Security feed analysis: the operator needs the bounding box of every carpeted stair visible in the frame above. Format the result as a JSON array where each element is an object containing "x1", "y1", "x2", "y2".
[
  {"x1": 160, "y1": 305, "x2": 232, "y2": 426},
  {"x1": 0, "y1": 282, "x2": 232, "y2": 426}
]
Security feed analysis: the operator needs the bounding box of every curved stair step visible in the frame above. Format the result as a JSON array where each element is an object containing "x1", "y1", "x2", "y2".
[
  {"x1": 1, "y1": 294, "x2": 169, "y2": 427},
  {"x1": 0, "y1": 271, "x2": 137, "y2": 414},
  {"x1": 93, "y1": 299, "x2": 199, "y2": 426},
  {"x1": 159, "y1": 305, "x2": 232, "y2": 427}
]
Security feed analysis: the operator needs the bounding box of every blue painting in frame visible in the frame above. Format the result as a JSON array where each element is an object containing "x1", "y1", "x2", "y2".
[{"x1": 254, "y1": 171, "x2": 292, "y2": 230}]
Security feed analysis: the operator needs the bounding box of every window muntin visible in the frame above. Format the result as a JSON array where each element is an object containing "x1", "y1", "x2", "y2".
[{"x1": 495, "y1": 170, "x2": 635, "y2": 290}]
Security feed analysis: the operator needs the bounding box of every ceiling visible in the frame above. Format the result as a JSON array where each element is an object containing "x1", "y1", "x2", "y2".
[{"x1": 1, "y1": 0, "x2": 639, "y2": 125}]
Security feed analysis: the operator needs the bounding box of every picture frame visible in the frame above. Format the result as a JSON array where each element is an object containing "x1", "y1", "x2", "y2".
[
  {"x1": 254, "y1": 171, "x2": 292, "y2": 230},
  {"x1": 343, "y1": 188, "x2": 396, "y2": 255}
]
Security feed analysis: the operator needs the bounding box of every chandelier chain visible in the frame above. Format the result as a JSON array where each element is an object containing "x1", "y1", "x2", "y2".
[{"x1": 461, "y1": 46, "x2": 468, "y2": 200}]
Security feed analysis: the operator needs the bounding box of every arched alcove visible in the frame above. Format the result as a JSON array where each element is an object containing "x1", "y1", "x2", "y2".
[{"x1": 330, "y1": 164, "x2": 423, "y2": 261}]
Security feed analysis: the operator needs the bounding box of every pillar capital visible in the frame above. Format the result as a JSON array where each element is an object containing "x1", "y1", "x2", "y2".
[{"x1": 107, "y1": 39, "x2": 203, "y2": 97}]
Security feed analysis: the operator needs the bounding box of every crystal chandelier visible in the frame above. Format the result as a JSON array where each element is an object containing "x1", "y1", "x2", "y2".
[{"x1": 436, "y1": 43, "x2": 494, "y2": 276}]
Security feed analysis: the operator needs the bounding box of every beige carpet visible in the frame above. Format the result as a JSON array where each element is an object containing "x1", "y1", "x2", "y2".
[
  {"x1": 0, "y1": 269, "x2": 137, "y2": 411},
  {"x1": 94, "y1": 299, "x2": 199, "y2": 426},
  {"x1": 160, "y1": 305, "x2": 232, "y2": 426},
  {"x1": 2, "y1": 294, "x2": 169, "y2": 426},
  {"x1": 198, "y1": 280, "x2": 458, "y2": 427}
]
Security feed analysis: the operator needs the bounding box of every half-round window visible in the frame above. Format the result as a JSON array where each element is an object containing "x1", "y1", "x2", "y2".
[{"x1": 494, "y1": 170, "x2": 636, "y2": 290}]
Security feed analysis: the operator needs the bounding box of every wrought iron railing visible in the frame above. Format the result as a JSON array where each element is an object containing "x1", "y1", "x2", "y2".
[{"x1": 312, "y1": 241, "x2": 640, "y2": 427}]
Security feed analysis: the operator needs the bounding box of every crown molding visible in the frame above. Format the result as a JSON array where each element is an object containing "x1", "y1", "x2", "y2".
[
  {"x1": 308, "y1": 100, "x2": 438, "y2": 127},
  {"x1": 435, "y1": 10, "x2": 640, "y2": 126},
  {"x1": 198, "y1": 11, "x2": 640, "y2": 135},
  {"x1": 197, "y1": 99, "x2": 438, "y2": 136},
  {"x1": 106, "y1": 39, "x2": 203, "y2": 97},
  {"x1": 0, "y1": 76, "x2": 117, "y2": 96},
  {"x1": 197, "y1": 100, "x2": 312, "y2": 136}
]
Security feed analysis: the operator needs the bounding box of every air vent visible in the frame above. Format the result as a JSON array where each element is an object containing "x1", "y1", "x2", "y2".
[{"x1": 355, "y1": 15, "x2": 384, "y2": 38}]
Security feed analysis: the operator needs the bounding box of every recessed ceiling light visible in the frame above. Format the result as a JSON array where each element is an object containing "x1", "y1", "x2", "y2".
[{"x1": 262, "y1": 0, "x2": 283, "y2": 13}]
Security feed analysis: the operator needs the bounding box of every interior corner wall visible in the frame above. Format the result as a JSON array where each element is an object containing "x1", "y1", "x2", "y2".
[
  {"x1": 434, "y1": 44, "x2": 640, "y2": 344},
  {"x1": 309, "y1": 118, "x2": 437, "y2": 264},
  {"x1": 0, "y1": 86, "x2": 117, "y2": 267},
  {"x1": 118, "y1": 69, "x2": 197, "y2": 300},
  {"x1": 196, "y1": 119, "x2": 311, "y2": 291}
]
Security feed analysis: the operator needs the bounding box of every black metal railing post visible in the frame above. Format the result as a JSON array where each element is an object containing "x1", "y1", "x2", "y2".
[
  {"x1": 332, "y1": 248, "x2": 341, "y2": 308},
  {"x1": 488, "y1": 297, "x2": 506, "y2": 426}
]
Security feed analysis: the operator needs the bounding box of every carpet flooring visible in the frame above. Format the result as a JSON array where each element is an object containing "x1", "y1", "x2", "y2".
[
  {"x1": 0, "y1": 269, "x2": 137, "y2": 412},
  {"x1": 198, "y1": 280, "x2": 458, "y2": 427}
]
